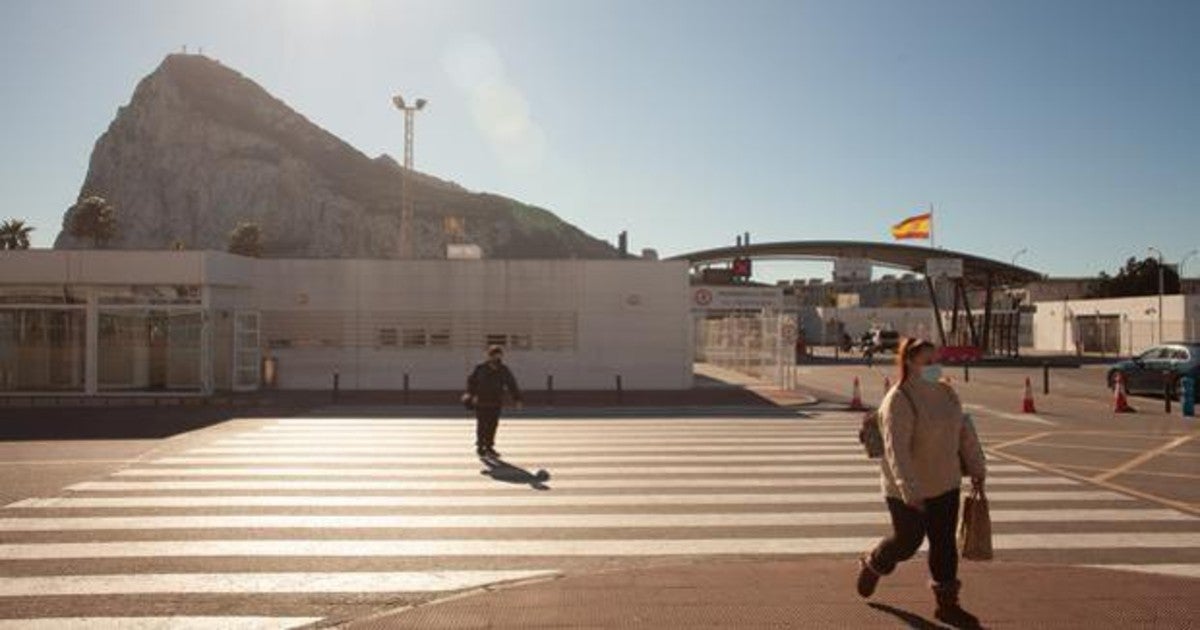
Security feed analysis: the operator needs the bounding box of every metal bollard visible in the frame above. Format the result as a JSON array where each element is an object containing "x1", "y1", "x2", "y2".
[
  {"x1": 1164, "y1": 371, "x2": 1172, "y2": 414},
  {"x1": 332, "y1": 371, "x2": 340, "y2": 403},
  {"x1": 1182, "y1": 376, "x2": 1195, "y2": 418},
  {"x1": 403, "y1": 373, "x2": 410, "y2": 405},
  {"x1": 1043, "y1": 362, "x2": 1050, "y2": 396},
  {"x1": 546, "y1": 375, "x2": 554, "y2": 406},
  {"x1": 615, "y1": 374, "x2": 624, "y2": 404},
  {"x1": 963, "y1": 363, "x2": 969, "y2": 383}
]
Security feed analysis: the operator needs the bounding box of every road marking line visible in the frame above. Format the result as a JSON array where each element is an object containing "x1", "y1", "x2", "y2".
[
  {"x1": 0, "y1": 570, "x2": 558, "y2": 597},
  {"x1": 173, "y1": 452, "x2": 1002, "y2": 464},
  {"x1": 6, "y1": 490, "x2": 1130, "y2": 509},
  {"x1": 0, "y1": 509, "x2": 1184, "y2": 532},
  {"x1": 0, "y1": 618, "x2": 323, "y2": 630},
  {"x1": 2, "y1": 533, "x2": 1197, "y2": 559},
  {"x1": 109, "y1": 464, "x2": 1040, "y2": 478},
  {"x1": 1094, "y1": 434, "x2": 1199, "y2": 483},
  {"x1": 991, "y1": 431, "x2": 1054, "y2": 450},
  {"x1": 1009, "y1": 442, "x2": 1200, "y2": 457},
  {"x1": 964, "y1": 404, "x2": 1058, "y2": 426},
  {"x1": 190, "y1": 444, "x2": 865, "y2": 454},
  {"x1": 272, "y1": 419, "x2": 834, "y2": 426},
  {"x1": 66, "y1": 477, "x2": 1077, "y2": 492},
  {"x1": 1086, "y1": 564, "x2": 1200, "y2": 579},
  {"x1": 220, "y1": 435, "x2": 860, "y2": 444},
  {"x1": 1053, "y1": 464, "x2": 1200, "y2": 481},
  {"x1": 0, "y1": 460, "x2": 135, "y2": 466},
  {"x1": 141, "y1": 456, "x2": 1025, "y2": 468},
  {"x1": 987, "y1": 448, "x2": 1200, "y2": 517}
]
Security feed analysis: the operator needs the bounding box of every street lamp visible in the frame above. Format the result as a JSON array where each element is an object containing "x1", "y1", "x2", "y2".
[
  {"x1": 1181, "y1": 249, "x2": 1199, "y2": 278},
  {"x1": 1011, "y1": 248, "x2": 1028, "y2": 266},
  {"x1": 1148, "y1": 247, "x2": 1164, "y2": 343},
  {"x1": 391, "y1": 93, "x2": 428, "y2": 259}
]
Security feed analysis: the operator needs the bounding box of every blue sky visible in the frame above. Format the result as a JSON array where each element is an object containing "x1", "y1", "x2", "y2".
[{"x1": 1, "y1": 0, "x2": 1197, "y2": 279}]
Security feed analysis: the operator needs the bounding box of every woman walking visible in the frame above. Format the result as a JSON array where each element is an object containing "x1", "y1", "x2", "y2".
[{"x1": 856, "y1": 338, "x2": 987, "y2": 628}]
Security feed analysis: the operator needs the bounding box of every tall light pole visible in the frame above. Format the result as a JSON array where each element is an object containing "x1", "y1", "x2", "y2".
[
  {"x1": 1011, "y1": 248, "x2": 1028, "y2": 266},
  {"x1": 1148, "y1": 247, "x2": 1164, "y2": 343},
  {"x1": 392, "y1": 94, "x2": 427, "y2": 258},
  {"x1": 1181, "y1": 249, "x2": 1199, "y2": 278}
]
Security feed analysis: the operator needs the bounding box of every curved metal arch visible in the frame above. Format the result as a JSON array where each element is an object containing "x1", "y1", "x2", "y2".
[{"x1": 668, "y1": 240, "x2": 1043, "y2": 287}]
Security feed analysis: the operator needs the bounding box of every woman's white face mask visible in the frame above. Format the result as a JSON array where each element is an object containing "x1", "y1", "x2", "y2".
[{"x1": 920, "y1": 364, "x2": 944, "y2": 383}]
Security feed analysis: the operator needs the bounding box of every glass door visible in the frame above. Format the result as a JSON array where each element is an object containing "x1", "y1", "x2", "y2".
[{"x1": 233, "y1": 311, "x2": 261, "y2": 391}]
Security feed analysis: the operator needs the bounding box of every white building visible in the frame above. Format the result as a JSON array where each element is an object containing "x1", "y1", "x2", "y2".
[
  {"x1": 0, "y1": 251, "x2": 693, "y2": 395},
  {"x1": 1032, "y1": 294, "x2": 1200, "y2": 356}
]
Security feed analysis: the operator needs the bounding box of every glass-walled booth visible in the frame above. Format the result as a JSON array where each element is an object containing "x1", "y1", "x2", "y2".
[{"x1": 0, "y1": 251, "x2": 260, "y2": 397}]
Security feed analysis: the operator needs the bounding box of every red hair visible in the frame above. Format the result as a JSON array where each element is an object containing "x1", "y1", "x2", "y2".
[{"x1": 898, "y1": 338, "x2": 935, "y2": 382}]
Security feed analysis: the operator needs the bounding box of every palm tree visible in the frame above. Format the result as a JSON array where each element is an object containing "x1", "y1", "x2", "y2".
[
  {"x1": 0, "y1": 219, "x2": 34, "y2": 250},
  {"x1": 227, "y1": 221, "x2": 262, "y2": 257},
  {"x1": 66, "y1": 196, "x2": 117, "y2": 248}
]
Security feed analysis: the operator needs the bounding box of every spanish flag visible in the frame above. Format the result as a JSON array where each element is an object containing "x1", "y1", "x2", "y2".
[{"x1": 890, "y1": 212, "x2": 932, "y2": 240}]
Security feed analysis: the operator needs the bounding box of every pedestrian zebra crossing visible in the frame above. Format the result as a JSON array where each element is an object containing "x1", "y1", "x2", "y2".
[{"x1": 2, "y1": 415, "x2": 1197, "y2": 628}]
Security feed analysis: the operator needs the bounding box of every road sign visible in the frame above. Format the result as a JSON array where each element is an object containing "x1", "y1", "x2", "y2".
[
  {"x1": 833, "y1": 258, "x2": 872, "y2": 282},
  {"x1": 925, "y1": 258, "x2": 964, "y2": 279}
]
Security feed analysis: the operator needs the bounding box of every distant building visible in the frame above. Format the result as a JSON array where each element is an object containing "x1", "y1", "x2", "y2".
[{"x1": 0, "y1": 251, "x2": 692, "y2": 395}]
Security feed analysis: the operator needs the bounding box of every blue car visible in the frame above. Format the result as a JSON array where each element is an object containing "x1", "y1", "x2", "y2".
[{"x1": 1107, "y1": 342, "x2": 1200, "y2": 399}]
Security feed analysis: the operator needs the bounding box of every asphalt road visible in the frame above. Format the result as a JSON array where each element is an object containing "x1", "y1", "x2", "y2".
[
  {"x1": 1, "y1": 409, "x2": 1197, "y2": 628},
  {"x1": 788, "y1": 358, "x2": 1200, "y2": 510}
]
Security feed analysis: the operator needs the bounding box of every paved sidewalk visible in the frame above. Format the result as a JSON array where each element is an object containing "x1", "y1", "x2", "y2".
[{"x1": 345, "y1": 559, "x2": 1198, "y2": 629}]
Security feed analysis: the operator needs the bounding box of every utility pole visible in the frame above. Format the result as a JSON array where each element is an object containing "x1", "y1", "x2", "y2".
[
  {"x1": 1148, "y1": 247, "x2": 1164, "y2": 343},
  {"x1": 392, "y1": 94, "x2": 427, "y2": 258}
]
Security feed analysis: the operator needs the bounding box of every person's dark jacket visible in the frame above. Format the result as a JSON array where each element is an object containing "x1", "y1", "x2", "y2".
[{"x1": 467, "y1": 361, "x2": 522, "y2": 407}]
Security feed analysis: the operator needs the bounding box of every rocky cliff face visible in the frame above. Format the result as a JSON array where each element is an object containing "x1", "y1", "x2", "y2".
[{"x1": 54, "y1": 54, "x2": 617, "y2": 259}]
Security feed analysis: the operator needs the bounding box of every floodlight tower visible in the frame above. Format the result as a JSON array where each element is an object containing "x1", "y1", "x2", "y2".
[{"x1": 392, "y1": 94, "x2": 427, "y2": 258}]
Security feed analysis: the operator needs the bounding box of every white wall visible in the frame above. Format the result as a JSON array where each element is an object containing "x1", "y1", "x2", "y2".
[
  {"x1": 248, "y1": 259, "x2": 693, "y2": 390},
  {"x1": 1, "y1": 251, "x2": 694, "y2": 392},
  {"x1": 1032, "y1": 294, "x2": 1197, "y2": 355}
]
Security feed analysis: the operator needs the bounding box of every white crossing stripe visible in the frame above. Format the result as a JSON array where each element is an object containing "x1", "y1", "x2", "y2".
[
  {"x1": 103, "y1": 465, "x2": 1075, "y2": 487},
  {"x1": 0, "y1": 509, "x2": 1187, "y2": 532},
  {"x1": 206, "y1": 443, "x2": 866, "y2": 453},
  {"x1": 0, "y1": 618, "x2": 322, "y2": 630},
  {"x1": 7, "y1": 490, "x2": 1130, "y2": 509},
  {"x1": 136, "y1": 458, "x2": 1030, "y2": 470},
  {"x1": 167, "y1": 453, "x2": 1000, "y2": 464},
  {"x1": 106, "y1": 464, "x2": 910, "y2": 477},
  {"x1": 218, "y1": 436, "x2": 861, "y2": 445},
  {"x1": 270, "y1": 419, "x2": 842, "y2": 426},
  {"x1": 0, "y1": 570, "x2": 557, "y2": 597},
  {"x1": 3, "y1": 533, "x2": 1199, "y2": 560},
  {"x1": 1086, "y1": 564, "x2": 1200, "y2": 579},
  {"x1": 65, "y1": 477, "x2": 1075, "y2": 492}
]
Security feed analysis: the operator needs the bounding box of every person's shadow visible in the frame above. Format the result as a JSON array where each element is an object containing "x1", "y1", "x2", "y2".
[
  {"x1": 869, "y1": 603, "x2": 984, "y2": 630},
  {"x1": 480, "y1": 457, "x2": 552, "y2": 491}
]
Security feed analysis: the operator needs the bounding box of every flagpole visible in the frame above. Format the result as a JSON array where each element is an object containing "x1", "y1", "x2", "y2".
[{"x1": 929, "y1": 202, "x2": 936, "y2": 249}]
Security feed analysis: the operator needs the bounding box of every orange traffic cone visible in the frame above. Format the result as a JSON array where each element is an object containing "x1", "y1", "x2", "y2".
[
  {"x1": 849, "y1": 377, "x2": 868, "y2": 411},
  {"x1": 1113, "y1": 372, "x2": 1136, "y2": 413},
  {"x1": 1021, "y1": 377, "x2": 1037, "y2": 413},
  {"x1": 883, "y1": 376, "x2": 892, "y2": 391}
]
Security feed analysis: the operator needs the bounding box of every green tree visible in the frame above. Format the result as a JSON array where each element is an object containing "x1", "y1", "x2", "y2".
[
  {"x1": 227, "y1": 221, "x2": 262, "y2": 257},
  {"x1": 1087, "y1": 256, "x2": 1181, "y2": 298},
  {"x1": 0, "y1": 219, "x2": 34, "y2": 250},
  {"x1": 66, "y1": 196, "x2": 118, "y2": 248}
]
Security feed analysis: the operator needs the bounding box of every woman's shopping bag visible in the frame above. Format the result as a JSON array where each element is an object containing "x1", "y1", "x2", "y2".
[{"x1": 958, "y1": 486, "x2": 994, "y2": 561}]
